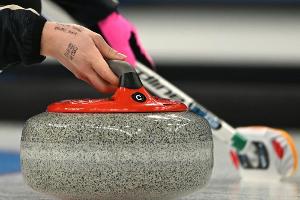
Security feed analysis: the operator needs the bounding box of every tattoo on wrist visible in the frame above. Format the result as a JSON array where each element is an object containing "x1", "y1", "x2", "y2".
[
  {"x1": 54, "y1": 23, "x2": 83, "y2": 36},
  {"x1": 72, "y1": 26, "x2": 82, "y2": 32},
  {"x1": 64, "y1": 43, "x2": 78, "y2": 60}
]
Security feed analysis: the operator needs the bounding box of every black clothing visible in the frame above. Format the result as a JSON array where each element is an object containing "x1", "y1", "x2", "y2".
[
  {"x1": 53, "y1": 0, "x2": 118, "y2": 29},
  {"x1": 0, "y1": 0, "x2": 41, "y2": 13},
  {"x1": 0, "y1": 6, "x2": 46, "y2": 69},
  {"x1": 0, "y1": 1, "x2": 118, "y2": 69}
]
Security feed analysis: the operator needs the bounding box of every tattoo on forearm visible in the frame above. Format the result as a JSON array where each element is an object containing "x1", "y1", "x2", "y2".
[
  {"x1": 64, "y1": 43, "x2": 78, "y2": 60},
  {"x1": 67, "y1": 30, "x2": 78, "y2": 35},
  {"x1": 54, "y1": 23, "x2": 83, "y2": 36}
]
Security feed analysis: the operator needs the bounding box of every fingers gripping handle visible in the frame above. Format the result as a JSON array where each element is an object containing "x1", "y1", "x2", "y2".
[
  {"x1": 108, "y1": 60, "x2": 143, "y2": 89},
  {"x1": 108, "y1": 60, "x2": 136, "y2": 77}
]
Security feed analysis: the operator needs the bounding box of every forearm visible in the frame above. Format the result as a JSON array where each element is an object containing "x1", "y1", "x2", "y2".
[{"x1": 0, "y1": 5, "x2": 46, "y2": 69}]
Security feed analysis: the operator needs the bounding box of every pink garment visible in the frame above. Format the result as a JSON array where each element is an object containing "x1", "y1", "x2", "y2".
[{"x1": 98, "y1": 12, "x2": 154, "y2": 67}]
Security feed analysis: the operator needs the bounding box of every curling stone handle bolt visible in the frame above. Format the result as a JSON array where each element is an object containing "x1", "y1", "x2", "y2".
[{"x1": 108, "y1": 60, "x2": 143, "y2": 89}]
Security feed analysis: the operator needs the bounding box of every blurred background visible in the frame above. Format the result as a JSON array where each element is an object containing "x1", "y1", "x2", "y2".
[
  {"x1": 1, "y1": 1, "x2": 300, "y2": 126},
  {"x1": 0, "y1": 0, "x2": 300, "y2": 188}
]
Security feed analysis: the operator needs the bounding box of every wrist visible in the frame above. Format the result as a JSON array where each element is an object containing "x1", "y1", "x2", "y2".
[{"x1": 40, "y1": 21, "x2": 55, "y2": 56}]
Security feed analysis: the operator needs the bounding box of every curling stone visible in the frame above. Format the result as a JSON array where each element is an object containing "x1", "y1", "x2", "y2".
[{"x1": 21, "y1": 60, "x2": 213, "y2": 200}]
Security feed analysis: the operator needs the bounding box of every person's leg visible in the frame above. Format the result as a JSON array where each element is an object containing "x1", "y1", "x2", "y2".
[
  {"x1": 51, "y1": 0, "x2": 117, "y2": 29},
  {"x1": 51, "y1": 0, "x2": 155, "y2": 69},
  {"x1": 97, "y1": 12, "x2": 155, "y2": 68}
]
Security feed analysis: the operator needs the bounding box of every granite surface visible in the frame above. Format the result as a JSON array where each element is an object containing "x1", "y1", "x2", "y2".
[
  {"x1": 0, "y1": 132, "x2": 299, "y2": 200},
  {"x1": 21, "y1": 112, "x2": 213, "y2": 200}
]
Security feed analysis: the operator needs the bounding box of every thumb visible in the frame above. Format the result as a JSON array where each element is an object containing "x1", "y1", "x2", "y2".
[{"x1": 92, "y1": 33, "x2": 127, "y2": 60}]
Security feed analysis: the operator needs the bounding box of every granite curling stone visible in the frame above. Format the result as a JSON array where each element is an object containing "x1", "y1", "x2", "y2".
[{"x1": 21, "y1": 61, "x2": 214, "y2": 200}]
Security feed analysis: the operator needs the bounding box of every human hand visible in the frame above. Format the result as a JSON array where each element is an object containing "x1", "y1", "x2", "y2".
[
  {"x1": 98, "y1": 12, "x2": 155, "y2": 70},
  {"x1": 40, "y1": 21, "x2": 127, "y2": 93}
]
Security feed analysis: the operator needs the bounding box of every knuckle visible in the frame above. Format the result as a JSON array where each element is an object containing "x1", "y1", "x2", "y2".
[
  {"x1": 96, "y1": 33, "x2": 104, "y2": 40},
  {"x1": 107, "y1": 47, "x2": 116, "y2": 56},
  {"x1": 86, "y1": 74, "x2": 94, "y2": 83},
  {"x1": 74, "y1": 73, "x2": 84, "y2": 80}
]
